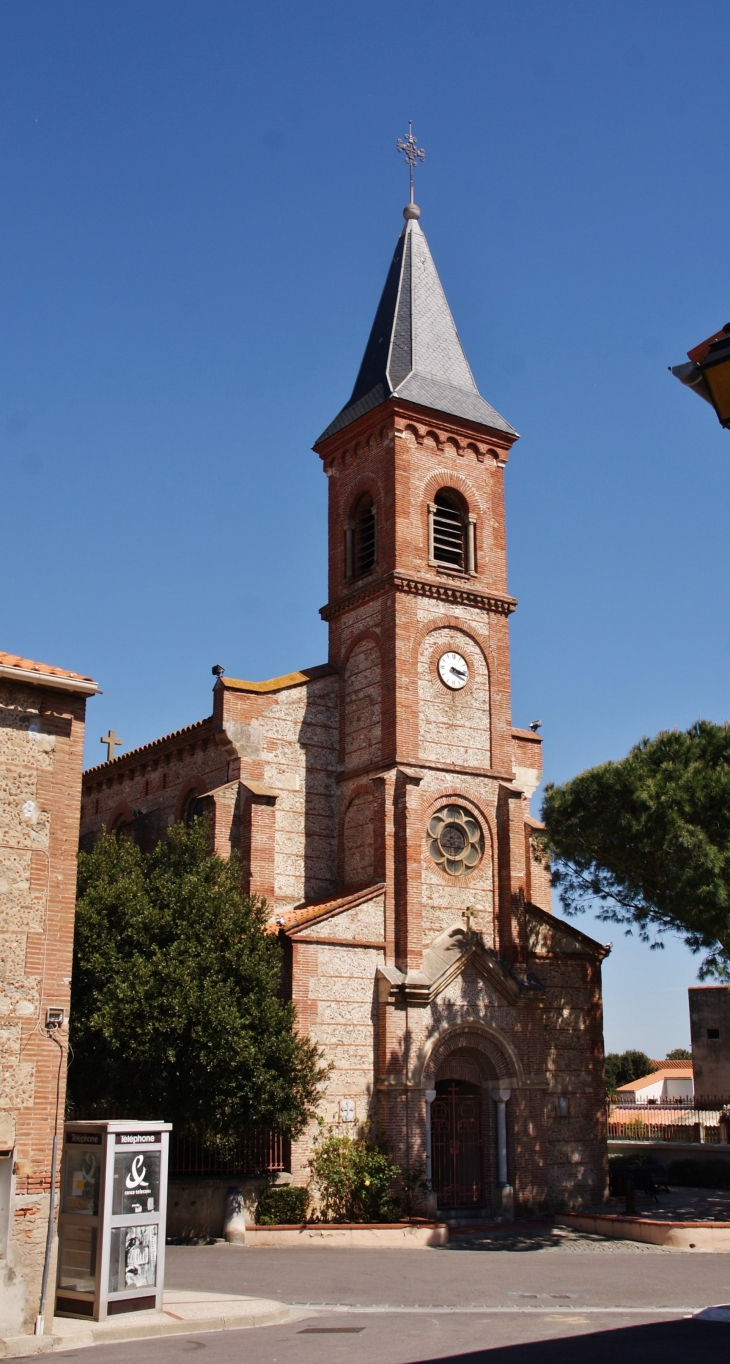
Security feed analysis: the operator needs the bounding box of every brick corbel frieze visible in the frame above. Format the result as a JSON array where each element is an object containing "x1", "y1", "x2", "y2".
[{"x1": 320, "y1": 571, "x2": 517, "y2": 622}]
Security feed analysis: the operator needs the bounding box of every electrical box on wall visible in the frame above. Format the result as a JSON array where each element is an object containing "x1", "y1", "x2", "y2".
[{"x1": 55, "y1": 1120, "x2": 171, "y2": 1322}]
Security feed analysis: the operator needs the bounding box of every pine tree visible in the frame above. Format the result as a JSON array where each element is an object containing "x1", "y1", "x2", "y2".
[{"x1": 539, "y1": 721, "x2": 730, "y2": 977}]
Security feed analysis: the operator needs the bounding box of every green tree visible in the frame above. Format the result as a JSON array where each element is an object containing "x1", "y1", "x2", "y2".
[
  {"x1": 665, "y1": 1048, "x2": 692, "y2": 1060},
  {"x1": 69, "y1": 822, "x2": 326, "y2": 1139},
  {"x1": 604, "y1": 1051, "x2": 656, "y2": 1096},
  {"x1": 539, "y1": 721, "x2": 730, "y2": 977}
]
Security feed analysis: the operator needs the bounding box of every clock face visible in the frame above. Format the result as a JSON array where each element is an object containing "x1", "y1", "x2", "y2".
[{"x1": 438, "y1": 651, "x2": 469, "y2": 690}]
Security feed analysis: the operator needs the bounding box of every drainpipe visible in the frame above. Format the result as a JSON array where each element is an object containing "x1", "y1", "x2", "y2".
[{"x1": 424, "y1": 1090, "x2": 437, "y2": 1185}]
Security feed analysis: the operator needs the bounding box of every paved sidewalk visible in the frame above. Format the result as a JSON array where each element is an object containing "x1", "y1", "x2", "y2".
[
  {"x1": 0, "y1": 1289, "x2": 300, "y2": 1358},
  {"x1": 601, "y1": 1186, "x2": 730, "y2": 1222}
]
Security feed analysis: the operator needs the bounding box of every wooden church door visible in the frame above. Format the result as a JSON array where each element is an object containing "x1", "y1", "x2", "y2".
[{"x1": 431, "y1": 1080, "x2": 485, "y2": 1209}]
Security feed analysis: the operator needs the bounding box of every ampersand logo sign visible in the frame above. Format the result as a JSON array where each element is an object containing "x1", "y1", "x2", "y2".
[{"x1": 125, "y1": 1154, "x2": 147, "y2": 1190}]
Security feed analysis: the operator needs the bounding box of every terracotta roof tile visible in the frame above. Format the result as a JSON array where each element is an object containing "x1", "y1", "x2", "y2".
[
  {"x1": 0, "y1": 650, "x2": 98, "y2": 697},
  {"x1": 0, "y1": 650, "x2": 95, "y2": 684},
  {"x1": 617, "y1": 1066, "x2": 693, "y2": 1092},
  {"x1": 267, "y1": 883, "x2": 386, "y2": 935}
]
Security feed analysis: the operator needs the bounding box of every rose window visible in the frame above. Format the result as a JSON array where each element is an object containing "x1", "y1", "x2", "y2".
[{"x1": 428, "y1": 806, "x2": 483, "y2": 876}]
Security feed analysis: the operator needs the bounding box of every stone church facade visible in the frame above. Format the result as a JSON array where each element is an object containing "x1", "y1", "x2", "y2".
[{"x1": 80, "y1": 203, "x2": 609, "y2": 1215}]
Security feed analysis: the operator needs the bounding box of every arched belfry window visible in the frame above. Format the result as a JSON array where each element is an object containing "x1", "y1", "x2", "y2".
[
  {"x1": 345, "y1": 495, "x2": 377, "y2": 581},
  {"x1": 184, "y1": 790, "x2": 206, "y2": 827},
  {"x1": 428, "y1": 489, "x2": 477, "y2": 575}
]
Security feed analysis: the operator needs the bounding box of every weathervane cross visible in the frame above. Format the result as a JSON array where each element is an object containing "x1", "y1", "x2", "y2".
[
  {"x1": 101, "y1": 729, "x2": 122, "y2": 762},
  {"x1": 397, "y1": 121, "x2": 425, "y2": 205}
]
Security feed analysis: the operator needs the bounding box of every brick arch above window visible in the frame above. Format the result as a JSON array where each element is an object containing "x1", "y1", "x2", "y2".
[
  {"x1": 420, "y1": 467, "x2": 486, "y2": 516},
  {"x1": 176, "y1": 780, "x2": 207, "y2": 826},
  {"x1": 107, "y1": 802, "x2": 134, "y2": 833}
]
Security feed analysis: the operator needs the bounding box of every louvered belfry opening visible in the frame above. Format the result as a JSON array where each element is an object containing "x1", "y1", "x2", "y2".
[
  {"x1": 354, "y1": 496, "x2": 376, "y2": 577},
  {"x1": 433, "y1": 490, "x2": 466, "y2": 568}
]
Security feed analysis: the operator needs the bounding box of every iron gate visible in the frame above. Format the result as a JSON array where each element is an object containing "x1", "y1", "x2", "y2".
[{"x1": 431, "y1": 1080, "x2": 485, "y2": 1209}]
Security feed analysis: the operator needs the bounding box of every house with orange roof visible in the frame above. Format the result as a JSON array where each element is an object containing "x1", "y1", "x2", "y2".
[{"x1": 616, "y1": 1065, "x2": 694, "y2": 1105}]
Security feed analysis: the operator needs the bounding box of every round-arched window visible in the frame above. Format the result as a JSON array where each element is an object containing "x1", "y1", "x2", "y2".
[
  {"x1": 433, "y1": 490, "x2": 466, "y2": 569},
  {"x1": 428, "y1": 805, "x2": 483, "y2": 876},
  {"x1": 352, "y1": 494, "x2": 376, "y2": 578},
  {"x1": 184, "y1": 791, "x2": 206, "y2": 827}
]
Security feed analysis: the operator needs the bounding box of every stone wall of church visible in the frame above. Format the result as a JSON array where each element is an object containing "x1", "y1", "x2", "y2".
[
  {"x1": 80, "y1": 670, "x2": 340, "y2": 913},
  {"x1": 220, "y1": 674, "x2": 339, "y2": 910},
  {"x1": 287, "y1": 893, "x2": 385, "y2": 1186},
  {"x1": 0, "y1": 675, "x2": 88, "y2": 1337},
  {"x1": 80, "y1": 717, "x2": 227, "y2": 849}
]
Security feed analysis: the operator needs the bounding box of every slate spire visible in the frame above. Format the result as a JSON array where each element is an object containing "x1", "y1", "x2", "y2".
[{"x1": 317, "y1": 209, "x2": 515, "y2": 443}]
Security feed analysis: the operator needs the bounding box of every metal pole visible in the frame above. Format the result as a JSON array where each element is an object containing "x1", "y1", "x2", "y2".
[
  {"x1": 35, "y1": 1133, "x2": 58, "y2": 1335},
  {"x1": 35, "y1": 1026, "x2": 64, "y2": 1335}
]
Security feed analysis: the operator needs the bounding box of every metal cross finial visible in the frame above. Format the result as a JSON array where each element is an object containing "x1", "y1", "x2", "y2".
[
  {"x1": 397, "y1": 121, "x2": 425, "y2": 205},
  {"x1": 101, "y1": 729, "x2": 122, "y2": 762}
]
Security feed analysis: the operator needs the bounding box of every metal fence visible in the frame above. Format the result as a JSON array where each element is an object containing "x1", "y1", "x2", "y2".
[
  {"x1": 67, "y1": 1106, "x2": 289, "y2": 1175},
  {"x1": 608, "y1": 1103, "x2": 730, "y2": 1143},
  {"x1": 168, "y1": 1130, "x2": 289, "y2": 1176}
]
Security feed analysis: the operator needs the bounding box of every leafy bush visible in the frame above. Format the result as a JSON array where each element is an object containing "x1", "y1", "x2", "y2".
[
  {"x1": 308, "y1": 1134, "x2": 403, "y2": 1223},
  {"x1": 256, "y1": 1185, "x2": 310, "y2": 1225},
  {"x1": 666, "y1": 1159, "x2": 730, "y2": 1190}
]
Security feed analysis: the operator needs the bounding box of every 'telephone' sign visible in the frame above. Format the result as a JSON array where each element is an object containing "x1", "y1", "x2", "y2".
[{"x1": 116, "y1": 1133, "x2": 161, "y2": 1145}]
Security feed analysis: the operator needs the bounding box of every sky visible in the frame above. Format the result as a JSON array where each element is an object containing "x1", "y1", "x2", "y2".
[{"x1": 3, "y1": 0, "x2": 730, "y2": 1056}]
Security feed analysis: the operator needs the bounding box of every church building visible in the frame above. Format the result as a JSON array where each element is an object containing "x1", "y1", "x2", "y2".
[{"x1": 80, "y1": 196, "x2": 609, "y2": 1216}]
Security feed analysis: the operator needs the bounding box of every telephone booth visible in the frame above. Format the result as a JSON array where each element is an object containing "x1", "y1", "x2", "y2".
[{"x1": 55, "y1": 1120, "x2": 171, "y2": 1322}]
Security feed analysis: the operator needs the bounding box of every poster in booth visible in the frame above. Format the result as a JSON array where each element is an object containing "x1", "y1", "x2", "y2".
[
  {"x1": 108, "y1": 1224, "x2": 158, "y2": 1293},
  {"x1": 112, "y1": 1149, "x2": 161, "y2": 1215}
]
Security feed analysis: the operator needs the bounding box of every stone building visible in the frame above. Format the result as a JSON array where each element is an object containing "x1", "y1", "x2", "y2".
[
  {"x1": 80, "y1": 202, "x2": 609, "y2": 1216},
  {"x1": 0, "y1": 651, "x2": 97, "y2": 1337},
  {"x1": 689, "y1": 986, "x2": 730, "y2": 1100}
]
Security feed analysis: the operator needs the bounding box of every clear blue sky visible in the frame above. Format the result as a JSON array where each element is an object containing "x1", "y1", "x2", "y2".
[{"x1": 3, "y1": 0, "x2": 729, "y2": 1056}]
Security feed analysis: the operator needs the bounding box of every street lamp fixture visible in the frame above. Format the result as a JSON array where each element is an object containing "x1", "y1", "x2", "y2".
[{"x1": 671, "y1": 323, "x2": 730, "y2": 430}]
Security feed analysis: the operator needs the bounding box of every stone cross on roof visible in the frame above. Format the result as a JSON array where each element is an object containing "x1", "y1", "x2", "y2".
[{"x1": 101, "y1": 729, "x2": 122, "y2": 762}]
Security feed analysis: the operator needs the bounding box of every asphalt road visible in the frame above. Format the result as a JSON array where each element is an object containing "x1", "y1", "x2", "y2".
[
  {"x1": 164, "y1": 1239, "x2": 730, "y2": 1311},
  {"x1": 53, "y1": 1240, "x2": 730, "y2": 1364},
  {"x1": 51, "y1": 1310, "x2": 730, "y2": 1364}
]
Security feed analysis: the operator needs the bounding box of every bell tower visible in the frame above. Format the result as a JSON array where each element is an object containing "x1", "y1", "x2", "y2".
[{"x1": 313, "y1": 193, "x2": 539, "y2": 986}]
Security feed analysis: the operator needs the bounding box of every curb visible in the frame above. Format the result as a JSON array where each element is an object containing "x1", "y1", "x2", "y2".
[
  {"x1": 557, "y1": 1211, "x2": 730, "y2": 1251},
  {"x1": 0, "y1": 1295, "x2": 294, "y2": 1358}
]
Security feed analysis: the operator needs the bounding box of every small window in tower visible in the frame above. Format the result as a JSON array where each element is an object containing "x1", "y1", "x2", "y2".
[
  {"x1": 432, "y1": 490, "x2": 466, "y2": 569},
  {"x1": 351, "y1": 495, "x2": 376, "y2": 578},
  {"x1": 708, "y1": 1028, "x2": 720, "y2": 1040}
]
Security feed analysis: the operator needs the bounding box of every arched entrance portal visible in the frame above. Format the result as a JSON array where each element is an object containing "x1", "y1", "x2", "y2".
[
  {"x1": 422, "y1": 1025, "x2": 521, "y2": 1215},
  {"x1": 431, "y1": 1079, "x2": 484, "y2": 1210}
]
